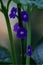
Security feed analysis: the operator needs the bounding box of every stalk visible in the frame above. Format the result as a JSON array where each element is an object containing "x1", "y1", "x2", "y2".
[
  {"x1": 2, "y1": 8, "x2": 17, "y2": 65},
  {"x1": 4, "y1": 11, "x2": 17, "y2": 65},
  {"x1": 17, "y1": 4, "x2": 27, "y2": 65},
  {"x1": 26, "y1": 5, "x2": 31, "y2": 65},
  {"x1": 0, "y1": 0, "x2": 17, "y2": 64}
]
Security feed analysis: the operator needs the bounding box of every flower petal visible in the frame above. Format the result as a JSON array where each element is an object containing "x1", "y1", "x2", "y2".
[
  {"x1": 25, "y1": 45, "x2": 32, "y2": 56},
  {"x1": 16, "y1": 27, "x2": 27, "y2": 39},
  {"x1": 13, "y1": 22, "x2": 20, "y2": 32},
  {"x1": 20, "y1": 11, "x2": 29, "y2": 22},
  {"x1": 9, "y1": 12, "x2": 16, "y2": 18},
  {"x1": 11, "y1": 7, "x2": 18, "y2": 13}
]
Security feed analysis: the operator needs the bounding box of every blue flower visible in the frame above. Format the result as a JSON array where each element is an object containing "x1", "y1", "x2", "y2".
[
  {"x1": 20, "y1": 11, "x2": 29, "y2": 22},
  {"x1": 11, "y1": 7, "x2": 18, "y2": 13},
  {"x1": 13, "y1": 22, "x2": 20, "y2": 32},
  {"x1": 9, "y1": 12, "x2": 16, "y2": 18},
  {"x1": 16, "y1": 27, "x2": 27, "y2": 39},
  {"x1": 9, "y1": 7, "x2": 18, "y2": 19},
  {"x1": 25, "y1": 45, "x2": 32, "y2": 56}
]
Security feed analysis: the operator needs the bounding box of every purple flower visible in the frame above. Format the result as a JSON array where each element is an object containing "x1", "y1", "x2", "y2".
[
  {"x1": 11, "y1": 7, "x2": 18, "y2": 13},
  {"x1": 25, "y1": 45, "x2": 32, "y2": 56},
  {"x1": 16, "y1": 27, "x2": 27, "y2": 39},
  {"x1": 20, "y1": 11, "x2": 29, "y2": 22},
  {"x1": 9, "y1": 7, "x2": 18, "y2": 19},
  {"x1": 13, "y1": 22, "x2": 20, "y2": 32},
  {"x1": 9, "y1": 12, "x2": 16, "y2": 18}
]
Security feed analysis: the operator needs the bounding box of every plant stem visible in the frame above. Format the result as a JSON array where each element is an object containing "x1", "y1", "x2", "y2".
[
  {"x1": 26, "y1": 5, "x2": 31, "y2": 65},
  {"x1": 17, "y1": 4, "x2": 23, "y2": 27},
  {"x1": 0, "y1": 0, "x2": 17, "y2": 64},
  {"x1": 17, "y1": 4, "x2": 26, "y2": 65},
  {"x1": 2, "y1": 7, "x2": 17, "y2": 65}
]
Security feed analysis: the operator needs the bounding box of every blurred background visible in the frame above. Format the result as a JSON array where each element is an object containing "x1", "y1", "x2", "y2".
[
  {"x1": 31, "y1": 10, "x2": 43, "y2": 50},
  {"x1": 31, "y1": 10, "x2": 43, "y2": 65}
]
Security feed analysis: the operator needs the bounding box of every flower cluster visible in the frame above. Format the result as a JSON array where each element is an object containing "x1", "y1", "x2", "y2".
[
  {"x1": 9, "y1": 7, "x2": 29, "y2": 39},
  {"x1": 9, "y1": 7, "x2": 32, "y2": 56},
  {"x1": 13, "y1": 22, "x2": 27, "y2": 39},
  {"x1": 9, "y1": 7, "x2": 28, "y2": 22}
]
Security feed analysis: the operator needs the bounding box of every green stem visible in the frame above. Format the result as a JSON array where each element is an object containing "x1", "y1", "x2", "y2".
[
  {"x1": 26, "y1": 21, "x2": 31, "y2": 65},
  {"x1": 2, "y1": 8, "x2": 17, "y2": 65},
  {"x1": 26, "y1": 5, "x2": 31, "y2": 65},
  {"x1": 21, "y1": 39, "x2": 27, "y2": 65},
  {"x1": 17, "y1": 4, "x2": 26, "y2": 65},
  {"x1": 0, "y1": 0, "x2": 17, "y2": 65}
]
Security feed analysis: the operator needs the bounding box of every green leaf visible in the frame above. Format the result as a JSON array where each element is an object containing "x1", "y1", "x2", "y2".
[
  {"x1": 13, "y1": 0, "x2": 20, "y2": 4},
  {"x1": 13, "y1": 0, "x2": 27, "y2": 4},
  {"x1": 13, "y1": 0, "x2": 43, "y2": 9},
  {"x1": 0, "y1": 46, "x2": 12, "y2": 63}
]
